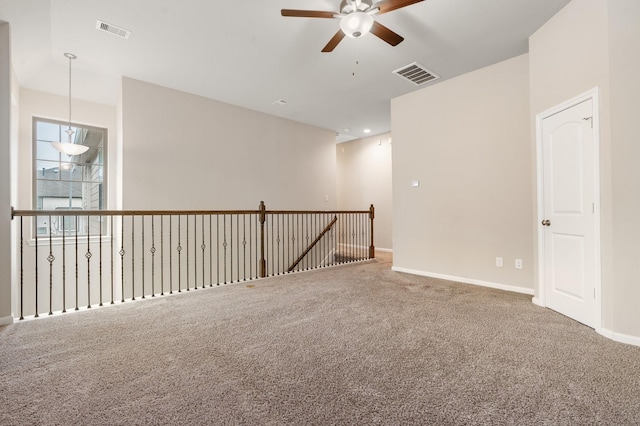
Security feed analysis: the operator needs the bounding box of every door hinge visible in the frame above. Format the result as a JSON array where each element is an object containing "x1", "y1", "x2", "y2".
[{"x1": 583, "y1": 116, "x2": 593, "y2": 128}]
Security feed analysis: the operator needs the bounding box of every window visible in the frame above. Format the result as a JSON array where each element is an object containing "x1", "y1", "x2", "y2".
[{"x1": 33, "y1": 118, "x2": 107, "y2": 236}]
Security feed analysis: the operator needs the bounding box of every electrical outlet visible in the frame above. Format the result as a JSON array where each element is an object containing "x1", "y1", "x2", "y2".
[
  {"x1": 496, "y1": 257, "x2": 503, "y2": 267},
  {"x1": 515, "y1": 259, "x2": 523, "y2": 269}
]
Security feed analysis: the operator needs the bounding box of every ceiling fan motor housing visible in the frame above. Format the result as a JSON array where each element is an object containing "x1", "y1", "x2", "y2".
[{"x1": 339, "y1": 0, "x2": 374, "y2": 14}]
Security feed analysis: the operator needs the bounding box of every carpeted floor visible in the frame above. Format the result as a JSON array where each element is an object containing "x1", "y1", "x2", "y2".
[{"x1": 1, "y1": 252, "x2": 640, "y2": 425}]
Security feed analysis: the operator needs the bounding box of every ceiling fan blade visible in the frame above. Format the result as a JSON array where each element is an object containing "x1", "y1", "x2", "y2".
[
  {"x1": 322, "y1": 30, "x2": 346, "y2": 52},
  {"x1": 370, "y1": 21, "x2": 404, "y2": 46},
  {"x1": 375, "y1": 0, "x2": 424, "y2": 15},
  {"x1": 281, "y1": 9, "x2": 336, "y2": 18}
]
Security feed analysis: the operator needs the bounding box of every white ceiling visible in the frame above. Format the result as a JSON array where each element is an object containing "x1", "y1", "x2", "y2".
[{"x1": 0, "y1": 0, "x2": 570, "y2": 142}]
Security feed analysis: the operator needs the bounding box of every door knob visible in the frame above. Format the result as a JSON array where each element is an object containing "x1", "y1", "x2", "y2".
[{"x1": 541, "y1": 219, "x2": 551, "y2": 226}]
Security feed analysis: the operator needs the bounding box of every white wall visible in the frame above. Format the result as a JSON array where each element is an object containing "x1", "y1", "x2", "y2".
[
  {"x1": 121, "y1": 77, "x2": 337, "y2": 211},
  {"x1": 336, "y1": 133, "x2": 393, "y2": 250},
  {"x1": 391, "y1": 54, "x2": 533, "y2": 292},
  {"x1": 0, "y1": 21, "x2": 12, "y2": 324}
]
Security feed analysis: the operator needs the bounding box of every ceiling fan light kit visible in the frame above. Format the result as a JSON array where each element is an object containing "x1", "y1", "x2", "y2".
[
  {"x1": 340, "y1": 12, "x2": 374, "y2": 38},
  {"x1": 281, "y1": 0, "x2": 424, "y2": 52}
]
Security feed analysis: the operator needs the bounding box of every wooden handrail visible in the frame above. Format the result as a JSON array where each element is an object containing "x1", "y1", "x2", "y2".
[{"x1": 287, "y1": 215, "x2": 338, "y2": 272}]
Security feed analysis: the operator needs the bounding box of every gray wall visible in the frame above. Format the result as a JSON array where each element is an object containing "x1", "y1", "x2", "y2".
[
  {"x1": 121, "y1": 77, "x2": 337, "y2": 211},
  {"x1": 336, "y1": 133, "x2": 393, "y2": 251},
  {"x1": 0, "y1": 21, "x2": 11, "y2": 324},
  {"x1": 391, "y1": 54, "x2": 533, "y2": 292}
]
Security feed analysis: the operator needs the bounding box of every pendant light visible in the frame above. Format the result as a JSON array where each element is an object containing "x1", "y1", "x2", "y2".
[{"x1": 51, "y1": 53, "x2": 89, "y2": 156}]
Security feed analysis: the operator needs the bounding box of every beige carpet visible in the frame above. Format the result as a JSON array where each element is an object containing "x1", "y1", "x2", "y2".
[{"x1": 1, "y1": 252, "x2": 640, "y2": 425}]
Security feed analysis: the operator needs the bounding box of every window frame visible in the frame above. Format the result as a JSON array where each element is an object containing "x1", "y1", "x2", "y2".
[{"x1": 32, "y1": 116, "x2": 109, "y2": 238}]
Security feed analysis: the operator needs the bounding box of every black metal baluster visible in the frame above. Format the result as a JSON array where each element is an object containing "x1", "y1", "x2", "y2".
[
  {"x1": 192, "y1": 215, "x2": 196, "y2": 290},
  {"x1": 249, "y1": 213, "x2": 253, "y2": 279},
  {"x1": 34, "y1": 219, "x2": 39, "y2": 318},
  {"x1": 99, "y1": 215, "x2": 103, "y2": 307},
  {"x1": 242, "y1": 214, "x2": 247, "y2": 281},
  {"x1": 110, "y1": 215, "x2": 114, "y2": 304},
  {"x1": 232, "y1": 215, "x2": 236, "y2": 283},
  {"x1": 120, "y1": 215, "x2": 125, "y2": 302},
  {"x1": 160, "y1": 216, "x2": 164, "y2": 296},
  {"x1": 151, "y1": 215, "x2": 156, "y2": 297},
  {"x1": 75, "y1": 216, "x2": 79, "y2": 310},
  {"x1": 209, "y1": 215, "x2": 213, "y2": 287},
  {"x1": 216, "y1": 215, "x2": 220, "y2": 286},
  {"x1": 47, "y1": 215, "x2": 54, "y2": 315},
  {"x1": 169, "y1": 215, "x2": 174, "y2": 294},
  {"x1": 177, "y1": 216, "x2": 182, "y2": 293},
  {"x1": 223, "y1": 215, "x2": 227, "y2": 284},
  {"x1": 201, "y1": 215, "x2": 206, "y2": 289},
  {"x1": 186, "y1": 214, "x2": 190, "y2": 291},
  {"x1": 19, "y1": 217, "x2": 24, "y2": 320},
  {"x1": 62, "y1": 215, "x2": 66, "y2": 312},
  {"x1": 131, "y1": 216, "x2": 136, "y2": 301},
  {"x1": 86, "y1": 214, "x2": 92, "y2": 309},
  {"x1": 141, "y1": 216, "x2": 145, "y2": 299}
]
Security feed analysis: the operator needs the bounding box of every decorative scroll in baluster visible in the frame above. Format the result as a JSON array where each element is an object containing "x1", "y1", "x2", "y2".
[
  {"x1": 222, "y1": 215, "x2": 227, "y2": 284},
  {"x1": 86, "y1": 214, "x2": 92, "y2": 308},
  {"x1": 48, "y1": 215, "x2": 54, "y2": 315},
  {"x1": 151, "y1": 215, "x2": 156, "y2": 297},
  {"x1": 120, "y1": 215, "x2": 125, "y2": 303},
  {"x1": 160, "y1": 215, "x2": 165, "y2": 296},
  {"x1": 186, "y1": 214, "x2": 190, "y2": 291}
]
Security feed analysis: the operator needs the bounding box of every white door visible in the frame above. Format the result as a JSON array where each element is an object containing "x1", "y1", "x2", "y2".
[{"x1": 541, "y1": 98, "x2": 597, "y2": 328}]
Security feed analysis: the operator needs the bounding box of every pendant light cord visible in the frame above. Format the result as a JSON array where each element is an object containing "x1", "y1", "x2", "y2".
[
  {"x1": 68, "y1": 54, "x2": 72, "y2": 132},
  {"x1": 64, "y1": 53, "x2": 76, "y2": 139}
]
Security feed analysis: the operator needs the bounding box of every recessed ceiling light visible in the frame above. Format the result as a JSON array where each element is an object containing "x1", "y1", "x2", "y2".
[
  {"x1": 363, "y1": 129, "x2": 371, "y2": 133},
  {"x1": 272, "y1": 99, "x2": 288, "y2": 106}
]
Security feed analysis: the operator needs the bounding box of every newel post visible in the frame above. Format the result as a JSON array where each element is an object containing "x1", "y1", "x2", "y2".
[
  {"x1": 369, "y1": 204, "x2": 375, "y2": 259},
  {"x1": 259, "y1": 201, "x2": 266, "y2": 278}
]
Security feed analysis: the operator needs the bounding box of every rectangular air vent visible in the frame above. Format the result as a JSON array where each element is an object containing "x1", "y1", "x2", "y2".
[
  {"x1": 96, "y1": 20, "x2": 131, "y2": 39},
  {"x1": 392, "y1": 62, "x2": 439, "y2": 86}
]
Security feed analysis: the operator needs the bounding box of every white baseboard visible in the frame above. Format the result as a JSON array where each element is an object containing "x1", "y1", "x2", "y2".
[
  {"x1": 391, "y1": 266, "x2": 534, "y2": 296},
  {"x1": 376, "y1": 248, "x2": 393, "y2": 253},
  {"x1": 597, "y1": 327, "x2": 640, "y2": 348},
  {"x1": 532, "y1": 297, "x2": 544, "y2": 307},
  {"x1": 0, "y1": 315, "x2": 14, "y2": 326}
]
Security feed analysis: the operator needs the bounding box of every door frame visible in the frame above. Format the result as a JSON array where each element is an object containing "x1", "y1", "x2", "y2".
[{"x1": 534, "y1": 87, "x2": 602, "y2": 330}]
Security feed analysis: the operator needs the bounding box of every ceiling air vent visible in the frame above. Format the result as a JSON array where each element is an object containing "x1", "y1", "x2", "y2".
[
  {"x1": 96, "y1": 20, "x2": 131, "y2": 39},
  {"x1": 392, "y1": 62, "x2": 439, "y2": 86}
]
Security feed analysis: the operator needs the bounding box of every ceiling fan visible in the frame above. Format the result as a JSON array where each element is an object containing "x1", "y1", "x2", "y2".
[{"x1": 281, "y1": 0, "x2": 425, "y2": 52}]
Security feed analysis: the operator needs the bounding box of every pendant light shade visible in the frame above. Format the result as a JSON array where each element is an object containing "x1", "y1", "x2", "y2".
[{"x1": 51, "y1": 53, "x2": 89, "y2": 156}]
